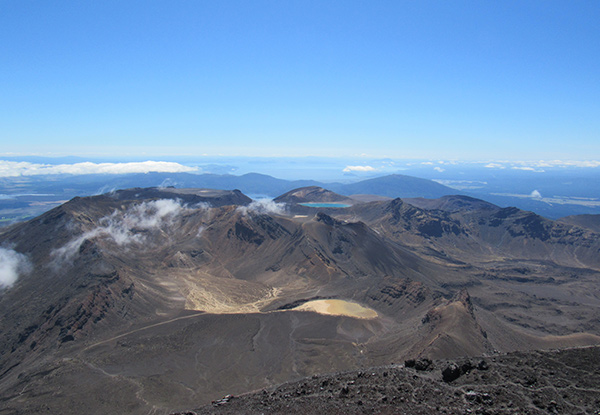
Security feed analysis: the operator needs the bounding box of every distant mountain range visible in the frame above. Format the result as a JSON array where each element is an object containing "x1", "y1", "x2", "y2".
[
  {"x1": 88, "y1": 172, "x2": 461, "y2": 199},
  {"x1": 0, "y1": 172, "x2": 461, "y2": 224},
  {"x1": 3, "y1": 170, "x2": 600, "y2": 226}
]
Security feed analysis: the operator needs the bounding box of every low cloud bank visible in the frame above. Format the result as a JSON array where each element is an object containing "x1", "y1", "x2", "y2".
[
  {"x1": 52, "y1": 199, "x2": 196, "y2": 264},
  {"x1": 0, "y1": 160, "x2": 197, "y2": 177},
  {"x1": 343, "y1": 165, "x2": 376, "y2": 173},
  {"x1": 485, "y1": 160, "x2": 600, "y2": 170},
  {"x1": 237, "y1": 199, "x2": 286, "y2": 216},
  {"x1": 485, "y1": 163, "x2": 506, "y2": 169},
  {"x1": 512, "y1": 166, "x2": 545, "y2": 172},
  {"x1": 0, "y1": 248, "x2": 31, "y2": 288}
]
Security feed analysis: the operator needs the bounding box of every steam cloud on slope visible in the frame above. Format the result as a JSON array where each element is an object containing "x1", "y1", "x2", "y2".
[
  {"x1": 237, "y1": 199, "x2": 286, "y2": 216},
  {"x1": 0, "y1": 248, "x2": 31, "y2": 288},
  {"x1": 52, "y1": 199, "x2": 201, "y2": 265}
]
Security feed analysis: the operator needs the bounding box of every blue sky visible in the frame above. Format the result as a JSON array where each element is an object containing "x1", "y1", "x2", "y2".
[{"x1": 1, "y1": 1, "x2": 599, "y2": 160}]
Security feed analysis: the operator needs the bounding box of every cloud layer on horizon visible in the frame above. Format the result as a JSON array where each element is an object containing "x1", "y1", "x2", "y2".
[
  {"x1": 0, "y1": 160, "x2": 197, "y2": 177},
  {"x1": 484, "y1": 160, "x2": 600, "y2": 170},
  {"x1": 343, "y1": 165, "x2": 376, "y2": 173}
]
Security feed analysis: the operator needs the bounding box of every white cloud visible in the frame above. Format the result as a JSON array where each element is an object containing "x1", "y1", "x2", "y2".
[
  {"x1": 51, "y1": 199, "x2": 198, "y2": 265},
  {"x1": 342, "y1": 165, "x2": 376, "y2": 172},
  {"x1": 434, "y1": 167, "x2": 445, "y2": 172},
  {"x1": 565, "y1": 160, "x2": 600, "y2": 168},
  {"x1": 237, "y1": 199, "x2": 286, "y2": 216},
  {"x1": 0, "y1": 160, "x2": 198, "y2": 177},
  {"x1": 485, "y1": 163, "x2": 506, "y2": 169},
  {"x1": 192, "y1": 201, "x2": 211, "y2": 211},
  {"x1": 122, "y1": 199, "x2": 186, "y2": 229},
  {"x1": 0, "y1": 248, "x2": 31, "y2": 288},
  {"x1": 530, "y1": 190, "x2": 542, "y2": 198}
]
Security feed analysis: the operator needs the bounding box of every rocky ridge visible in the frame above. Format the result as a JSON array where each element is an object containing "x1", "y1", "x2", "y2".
[{"x1": 181, "y1": 346, "x2": 600, "y2": 415}]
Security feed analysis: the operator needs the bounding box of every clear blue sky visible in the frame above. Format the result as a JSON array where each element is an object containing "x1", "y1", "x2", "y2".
[{"x1": 1, "y1": 1, "x2": 599, "y2": 160}]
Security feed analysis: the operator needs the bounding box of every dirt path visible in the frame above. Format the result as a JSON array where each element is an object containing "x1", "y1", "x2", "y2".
[{"x1": 81, "y1": 312, "x2": 206, "y2": 352}]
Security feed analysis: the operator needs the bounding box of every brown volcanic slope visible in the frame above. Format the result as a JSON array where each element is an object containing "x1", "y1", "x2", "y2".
[
  {"x1": 345, "y1": 197, "x2": 600, "y2": 269},
  {"x1": 559, "y1": 213, "x2": 600, "y2": 233},
  {"x1": 404, "y1": 194, "x2": 500, "y2": 213},
  {"x1": 0, "y1": 188, "x2": 600, "y2": 414}
]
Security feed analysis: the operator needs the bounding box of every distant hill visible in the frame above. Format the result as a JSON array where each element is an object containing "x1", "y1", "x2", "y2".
[
  {"x1": 97, "y1": 172, "x2": 322, "y2": 197},
  {"x1": 119, "y1": 172, "x2": 459, "y2": 200},
  {"x1": 331, "y1": 174, "x2": 459, "y2": 199},
  {"x1": 0, "y1": 172, "x2": 456, "y2": 200},
  {"x1": 403, "y1": 195, "x2": 499, "y2": 212},
  {"x1": 273, "y1": 186, "x2": 355, "y2": 205}
]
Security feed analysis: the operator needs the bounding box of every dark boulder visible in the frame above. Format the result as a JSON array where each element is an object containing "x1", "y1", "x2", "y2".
[
  {"x1": 442, "y1": 363, "x2": 461, "y2": 382},
  {"x1": 405, "y1": 358, "x2": 432, "y2": 371}
]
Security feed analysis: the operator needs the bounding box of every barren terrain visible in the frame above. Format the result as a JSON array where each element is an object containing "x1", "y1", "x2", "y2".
[{"x1": 1, "y1": 187, "x2": 599, "y2": 414}]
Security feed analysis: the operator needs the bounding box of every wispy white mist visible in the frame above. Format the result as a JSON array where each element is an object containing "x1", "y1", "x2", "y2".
[
  {"x1": 0, "y1": 248, "x2": 31, "y2": 288},
  {"x1": 158, "y1": 178, "x2": 178, "y2": 188},
  {"x1": 237, "y1": 199, "x2": 286, "y2": 216},
  {"x1": 94, "y1": 184, "x2": 118, "y2": 196},
  {"x1": 51, "y1": 199, "x2": 197, "y2": 265}
]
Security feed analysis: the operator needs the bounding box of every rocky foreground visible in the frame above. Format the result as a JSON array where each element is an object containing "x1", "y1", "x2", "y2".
[{"x1": 173, "y1": 346, "x2": 600, "y2": 415}]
